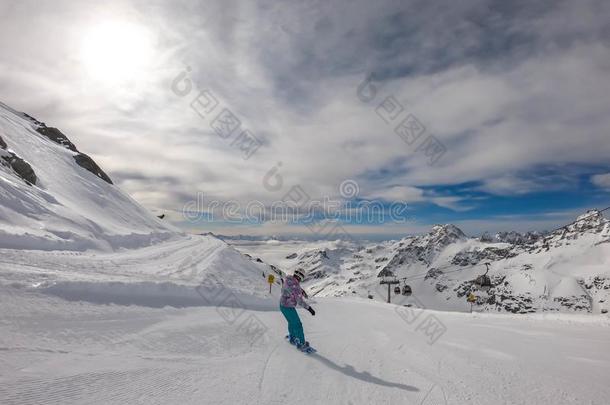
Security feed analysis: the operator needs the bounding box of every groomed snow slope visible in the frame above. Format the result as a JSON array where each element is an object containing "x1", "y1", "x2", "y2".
[
  {"x1": 1, "y1": 287, "x2": 609, "y2": 404},
  {"x1": 0, "y1": 235, "x2": 608, "y2": 404},
  {"x1": 0, "y1": 101, "x2": 177, "y2": 251}
]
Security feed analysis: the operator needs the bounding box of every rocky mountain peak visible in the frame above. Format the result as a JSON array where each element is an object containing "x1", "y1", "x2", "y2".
[
  {"x1": 567, "y1": 210, "x2": 607, "y2": 233},
  {"x1": 494, "y1": 231, "x2": 544, "y2": 245},
  {"x1": 426, "y1": 224, "x2": 466, "y2": 245},
  {"x1": 539, "y1": 210, "x2": 609, "y2": 246}
]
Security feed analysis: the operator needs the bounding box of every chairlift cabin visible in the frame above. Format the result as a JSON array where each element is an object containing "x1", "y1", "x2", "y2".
[
  {"x1": 474, "y1": 263, "x2": 493, "y2": 291},
  {"x1": 394, "y1": 286, "x2": 401, "y2": 294},
  {"x1": 402, "y1": 284, "x2": 412, "y2": 296}
]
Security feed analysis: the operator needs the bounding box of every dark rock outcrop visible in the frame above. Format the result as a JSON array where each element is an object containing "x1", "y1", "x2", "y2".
[
  {"x1": 73, "y1": 153, "x2": 113, "y2": 184},
  {"x1": 377, "y1": 268, "x2": 396, "y2": 277},
  {"x1": 495, "y1": 231, "x2": 543, "y2": 245},
  {"x1": 1, "y1": 151, "x2": 37, "y2": 185},
  {"x1": 36, "y1": 127, "x2": 78, "y2": 152},
  {"x1": 10, "y1": 156, "x2": 37, "y2": 185},
  {"x1": 424, "y1": 267, "x2": 443, "y2": 280},
  {"x1": 480, "y1": 232, "x2": 493, "y2": 242},
  {"x1": 5, "y1": 108, "x2": 115, "y2": 187},
  {"x1": 1, "y1": 134, "x2": 36, "y2": 184},
  {"x1": 21, "y1": 112, "x2": 45, "y2": 127},
  {"x1": 451, "y1": 246, "x2": 517, "y2": 266}
]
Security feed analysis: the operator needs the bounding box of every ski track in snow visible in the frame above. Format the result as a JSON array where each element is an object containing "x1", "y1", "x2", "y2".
[
  {"x1": 2, "y1": 91, "x2": 609, "y2": 403},
  {"x1": 0, "y1": 236, "x2": 609, "y2": 404},
  {"x1": 1, "y1": 280, "x2": 609, "y2": 404}
]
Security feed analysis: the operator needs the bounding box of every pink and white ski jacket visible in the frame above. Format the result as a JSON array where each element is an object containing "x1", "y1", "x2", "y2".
[{"x1": 280, "y1": 275, "x2": 308, "y2": 308}]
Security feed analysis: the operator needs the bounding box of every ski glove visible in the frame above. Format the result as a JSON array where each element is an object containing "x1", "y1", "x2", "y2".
[{"x1": 307, "y1": 306, "x2": 316, "y2": 316}]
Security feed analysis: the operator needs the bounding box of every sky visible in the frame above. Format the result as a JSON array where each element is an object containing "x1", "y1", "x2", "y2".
[{"x1": 1, "y1": 0, "x2": 610, "y2": 240}]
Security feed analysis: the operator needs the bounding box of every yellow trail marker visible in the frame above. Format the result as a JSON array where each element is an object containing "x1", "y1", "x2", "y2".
[{"x1": 467, "y1": 292, "x2": 477, "y2": 313}]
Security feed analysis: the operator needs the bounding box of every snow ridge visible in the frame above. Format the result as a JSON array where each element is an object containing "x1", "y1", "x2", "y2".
[{"x1": 0, "y1": 101, "x2": 178, "y2": 251}]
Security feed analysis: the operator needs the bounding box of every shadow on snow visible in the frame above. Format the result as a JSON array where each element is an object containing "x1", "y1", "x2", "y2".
[{"x1": 310, "y1": 352, "x2": 419, "y2": 392}]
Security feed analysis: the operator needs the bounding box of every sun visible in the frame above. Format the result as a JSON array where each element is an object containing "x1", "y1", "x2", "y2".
[{"x1": 80, "y1": 21, "x2": 153, "y2": 85}]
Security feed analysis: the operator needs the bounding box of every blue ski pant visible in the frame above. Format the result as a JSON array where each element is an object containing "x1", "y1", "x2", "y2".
[{"x1": 280, "y1": 305, "x2": 305, "y2": 344}]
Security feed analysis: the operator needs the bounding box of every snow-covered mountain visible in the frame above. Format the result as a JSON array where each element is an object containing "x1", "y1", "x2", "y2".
[
  {"x1": 246, "y1": 212, "x2": 610, "y2": 314},
  {"x1": 481, "y1": 230, "x2": 544, "y2": 244},
  {"x1": 0, "y1": 101, "x2": 179, "y2": 251},
  {"x1": 1, "y1": 100, "x2": 608, "y2": 404},
  {"x1": 0, "y1": 100, "x2": 284, "y2": 306}
]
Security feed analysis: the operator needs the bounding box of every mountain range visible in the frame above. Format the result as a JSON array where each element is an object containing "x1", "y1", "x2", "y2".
[
  {"x1": 2, "y1": 100, "x2": 609, "y2": 315},
  {"x1": 273, "y1": 212, "x2": 610, "y2": 314}
]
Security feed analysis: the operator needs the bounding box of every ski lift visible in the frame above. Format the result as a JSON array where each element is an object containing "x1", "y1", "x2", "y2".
[
  {"x1": 379, "y1": 273, "x2": 400, "y2": 303},
  {"x1": 474, "y1": 263, "x2": 493, "y2": 291},
  {"x1": 402, "y1": 283, "x2": 412, "y2": 296}
]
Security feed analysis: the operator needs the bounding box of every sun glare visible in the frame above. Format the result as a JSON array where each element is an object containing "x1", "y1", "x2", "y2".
[{"x1": 80, "y1": 21, "x2": 153, "y2": 85}]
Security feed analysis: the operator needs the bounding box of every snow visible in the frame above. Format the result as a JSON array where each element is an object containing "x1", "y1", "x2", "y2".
[
  {"x1": 1, "y1": 233, "x2": 607, "y2": 404},
  {"x1": 0, "y1": 234, "x2": 274, "y2": 299},
  {"x1": 230, "y1": 221, "x2": 610, "y2": 314},
  {"x1": 1, "y1": 250, "x2": 608, "y2": 404},
  {"x1": 230, "y1": 239, "x2": 354, "y2": 270},
  {"x1": 1, "y1": 283, "x2": 609, "y2": 404},
  {"x1": 1, "y1": 99, "x2": 609, "y2": 403},
  {"x1": 0, "y1": 102, "x2": 178, "y2": 251}
]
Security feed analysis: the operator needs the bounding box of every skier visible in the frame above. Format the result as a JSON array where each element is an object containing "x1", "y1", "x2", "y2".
[{"x1": 280, "y1": 269, "x2": 315, "y2": 352}]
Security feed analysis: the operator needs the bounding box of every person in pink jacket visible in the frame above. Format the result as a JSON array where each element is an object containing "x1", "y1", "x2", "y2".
[{"x1": 280, "y1": 269, "x2": 315, "y2": 349}]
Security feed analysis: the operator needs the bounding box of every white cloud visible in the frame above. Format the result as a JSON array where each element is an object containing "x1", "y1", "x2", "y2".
[
  {"x1": 364, "y1": 186, "x2": 424, "y2": 203},
  {"x1": 429, "y1": 197, "x2": 473, "y2": 212},
  {"x1": 1, "y1": 0, "x2": 609, "y2": 236},
  {"x1": 591, "y1": 173, "x2": 610, "y2": 190}
]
